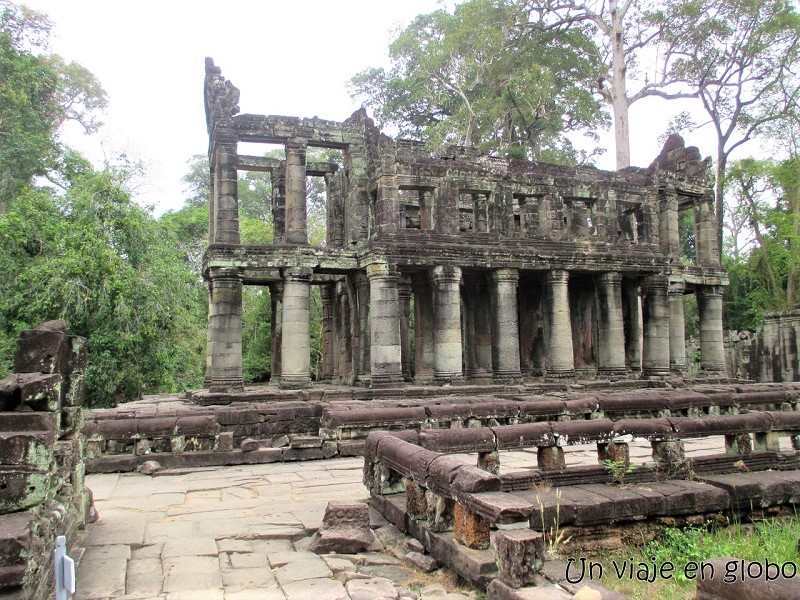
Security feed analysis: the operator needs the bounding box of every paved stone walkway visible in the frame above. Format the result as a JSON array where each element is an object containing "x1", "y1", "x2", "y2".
[{"x1": 73, "y1": 437, "x2": 731, "y2": 599}]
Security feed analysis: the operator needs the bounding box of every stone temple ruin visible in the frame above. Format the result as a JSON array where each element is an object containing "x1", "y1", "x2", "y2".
[{"x1": 202, "y1": 58, "x2": 728, "y2": 393}]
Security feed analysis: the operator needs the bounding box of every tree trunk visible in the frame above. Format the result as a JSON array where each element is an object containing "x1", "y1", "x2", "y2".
[
  {"x1": 716, "y1": 145, "x2": 726, "y2": 263},
  {"x1": 610, "y1": 0, "x2": 630, "y2": 169}
]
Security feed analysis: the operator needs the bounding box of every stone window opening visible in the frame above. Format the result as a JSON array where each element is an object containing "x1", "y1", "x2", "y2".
[
  {"x1": 678, "y1": 202, "x2": 698, "y2": 265},
  {"x1": 399, "y1": 187, "x2": 435, "y2": 231},
  {"x1": 566, "y1": 198, "x2": 598, "y2": 238},
  {"x1": 459, "y1": 191, "x2": 491, "y2": 233},
  {"x1": 618, "y1": 203, "x2": 644, "y2": 244}
]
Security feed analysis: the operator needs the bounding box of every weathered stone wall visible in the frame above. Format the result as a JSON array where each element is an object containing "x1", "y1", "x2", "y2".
[
  {"x1": 0, "y1": 321, "x2": 93, "y2": 599},
  {"x1": 749, "y1": 308, "x2": 800, "y2": 383}
]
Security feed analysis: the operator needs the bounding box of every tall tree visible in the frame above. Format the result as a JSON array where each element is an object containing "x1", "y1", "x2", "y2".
[
  {"x1": 0, "y1": 1, "x2": 106, "y2": 200},
  {"x1": 524, "y1": 0, "x2": 697, "y2": 169},
  {"x1": 664, "y1": 0, "x2": 800, "y2": 257},
  {"x1": 350, "y1": 0, "x2": 607, "y2": 163}
]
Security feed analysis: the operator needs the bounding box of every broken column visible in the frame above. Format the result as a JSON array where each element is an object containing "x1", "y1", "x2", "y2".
[
  {"x1": 284, "y1": 138, "x2": 308, "y2": 244},
  {"x1": 545, "y1": 270, "x2": 575, "y2": 377},
  {"x1": 490, "y1": 268, "x2": 521, "y2": 379},
  {"x1": 205, "y1": 267, "x2": 243, "y2": 391},
  {"x1": 597, "y1": 272, "x2": 626, "y2": 376},
  {"x1": 280, "y1": 268, "x2": 311, "y2": 388},
  {"x1": 367, "y1": 262, "x2": 403, "y2": 387},
  {"x1": 431, "y1": 265, "x2": 463, "y2": 383},
  {"x1": 698, "y1": 285, "x2": 726, "y2": 372},
  {"x1": 642, "y1": 275, "x2": 670, "y2": 377},
  {"x1": 668, "y1": 281, "x2": 687, "y2": 373}
]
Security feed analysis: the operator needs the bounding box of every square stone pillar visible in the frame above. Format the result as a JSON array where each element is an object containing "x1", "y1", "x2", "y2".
[
  {"x1": 212, "y1": 141, "x2": 240, "y2": 244},
  {"x1": 545, "y1": 270, "x2": 574, "y2": 377},
  {"x1": 320, "y1": 284, "x2": 335, "y2": 381},
  {"x1": 354, "y1": 272, "x2": 371, "y2": 385},
  {"x1": 205, "y1": 267, "x2": 243, "y2": 391},
  {"x1": 463, "y1": 274, "x2": 492, "y2": 379},
  {"x1": 623, "y1": 280, "x2": 642, "y2": 372},
  {"x1": 335, "y1": 281, "x2": 354, "y2": 382},
  {"x1": 268, "y1": 282, "x2": 283, "y2": 386},
  {"x1": 367, "y1": 262, "x2": 404, "y2": 387},
  {"x1": 698, "y1": 285, "x2": 726, "y2": 372},
  {"x1": 284, "y1": 138, "x2": 308, "y2": 245},
  {"x1": 695, "y1": 197, "x2": 720, "y2": 267},
  {"x1": 412, "y1": 274, "x2": 436, "y2": 383},
  {"x1": 668, "y1": 281, "x2": 687, "y2": 373},
  {"x1": 597, "y1": 272, "x2": 627, "y2": 376},
  {"x1": 642, "y1": 275, "x2": 671, "y2": 377},
  {"x1": 489, "y1": 268, "x2": 521, "y2": 379},
  {"x1": 431, "y1": 265, "x2": 463, "y2": 383},
  {"x1": 659, "y1": 185, "x2": 679, "y2": 255},
  {"x1": 398, "y1": 277, "x2": 413, "y2": 381},
  {"x1": 280, "y1": 268, "x2": 312, "y2": 388},
  {"x1": 271, "y1": 164, "x2": 286, "y2": 244}
]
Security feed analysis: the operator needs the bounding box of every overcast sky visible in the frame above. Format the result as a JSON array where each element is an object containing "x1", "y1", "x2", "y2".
[{"x1": 24, "y1": 0, "x2": 718, "y2": 215}]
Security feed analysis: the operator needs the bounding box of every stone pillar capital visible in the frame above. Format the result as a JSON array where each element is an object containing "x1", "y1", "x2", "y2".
[
  {"x1": 489, "y1": 268, "x2": 519, "y2": 284},
  {"x1": 598, "y1": 272, "x2": 622, "y2": 287},
  {"x1": 319, "y1": 284, "x2": 334, "y2": 302},
  {"x1": 283, "y1": 267, "x2": 312, "y2": 283},
  {"x1": 642, "y1": 274, "x2": 667, "y2": 293},
  {"x1": 209, "y1": 267, "x2": 241, "y2": 285},
  {"x1": 668, "y1": 281, "x2": 686, "y2": 296},
  {"x1": 285, "y1": 137, "x2": 307, "y2": 152},
  {"x1": 431, "y1": 265, "x2": 462, "y2": 285},
  {"x1": 366, "y1": 262, "x2": 398, "y2": 281},
  {"x1": 699, "y1": 285, "x2": 724, "y2": 299},
  {"x1": 547, "y1": 269, "x2": 569, "y2": 285},
  {"x1": 353, "y1": 271, "x2": 369, "y2": 289}
]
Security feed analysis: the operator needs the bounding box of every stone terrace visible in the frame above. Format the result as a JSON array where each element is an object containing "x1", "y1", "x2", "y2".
[{"x1": 71, "y1": 438, "x2": 726, "y2": 600}]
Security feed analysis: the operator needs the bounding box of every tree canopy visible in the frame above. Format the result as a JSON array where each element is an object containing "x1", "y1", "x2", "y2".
[{"x1": 350, "y1": 0, "x2": 608, "y2": 163}]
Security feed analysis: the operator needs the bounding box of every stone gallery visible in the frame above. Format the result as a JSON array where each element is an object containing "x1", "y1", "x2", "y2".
[{"x1": 202, "y1": 58, "x2": 727, "y2": 392}]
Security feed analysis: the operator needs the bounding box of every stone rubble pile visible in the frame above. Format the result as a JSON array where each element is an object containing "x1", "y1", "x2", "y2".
[{"x1": 0, "y1": 321, "x2": 94, "y2": 599}]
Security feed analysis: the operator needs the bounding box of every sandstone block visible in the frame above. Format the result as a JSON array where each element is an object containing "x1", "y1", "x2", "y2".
[
  {"x1": 309, "y1": 501, "x2": 376, "y2": 554},
  {"x1": 495, "y1": 529, "x2": 545, "y2": 588}
]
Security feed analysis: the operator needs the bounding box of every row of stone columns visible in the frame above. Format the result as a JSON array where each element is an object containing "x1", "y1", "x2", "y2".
[{"x1": 204, "y1": 266, "x2": 727, "y2": 390}]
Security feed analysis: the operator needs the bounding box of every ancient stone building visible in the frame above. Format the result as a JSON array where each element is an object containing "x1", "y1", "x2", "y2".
[{"x1": 202, "y1": 58, "x2": 728, "y2": 392}]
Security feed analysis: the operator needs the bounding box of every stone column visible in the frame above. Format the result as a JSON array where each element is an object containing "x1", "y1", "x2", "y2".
[
  {"x1": 659, "y1": 185, "x2": 679, "y2": 255},
  {"x1": 320, "y1": 284, "x2": 335, "y2": 381},
  {"x1": 698, "y1": 285, "x2": 726, "y2": 372},
  {"x1": 213, "y1": 142, "x2": 240, "y2": 244},
  {"x1": 398, "y1": 277, "x2": 413, "y2": 381},
  {"x1": 205, "y1": 267, "x2": 243, "y2": 391},
  {"x1": 489, "y1": 268, "x2": 521, "y2": 379},
  {"x1": 336, "y1": 281, "x2": 354, "y2": 382},
  {"x1": 695, "y1": 197, "x2": 720, "y2": 267},
  {"x1": 431, "y1": 265, "x2": 463, "y2": 383},
  {"x1": 623, "y1": 281, "x2": 642, "y2": 371},
  {"x1": 367, "y1": 263, "x2": 403, "y2": 387},
  {"x1": 280, "y1": 268, "x2": 312, "y2": 388},
  {"x1": 642, "y1": 276, "x2": 671, "y2": 377},
  {"x1": 269, "y1": 282, "x2": 283, "y2": 385},
  {"x1": 545, "y1": 270, "x2": 574, "y2": 377},
  {"x1": 284, "y1": 138, "x2": 308, "y2": 244},
  {"x1": 413, "y1": 274, "x2": 435, "y2": 382},
  {"x1": 597, "y1": 272, "x2": 627, "y2": 376},
  {"x1": 668, "y1": 281, "x2": 687, "y2": 373},
  {"x1": 354, "y1": 271, "x2": 371, "y2": 384},
  {"x1": 271, "y1": 165, "x2": 286, "y2": 244}
]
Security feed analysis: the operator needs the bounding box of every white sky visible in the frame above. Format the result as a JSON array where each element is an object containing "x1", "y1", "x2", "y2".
[{"x1": 23, "y1": 0, "x2": 726, "y2": 216}]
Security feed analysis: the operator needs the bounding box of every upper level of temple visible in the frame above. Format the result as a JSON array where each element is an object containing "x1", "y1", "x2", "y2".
[{"x1": 202, "y1": 58, "x2": 725, "y2": 289}]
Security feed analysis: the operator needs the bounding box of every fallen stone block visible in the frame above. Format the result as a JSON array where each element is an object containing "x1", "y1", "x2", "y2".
[{"x1": 309, "y1": 501, "x2": 377, "y2": 554}]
